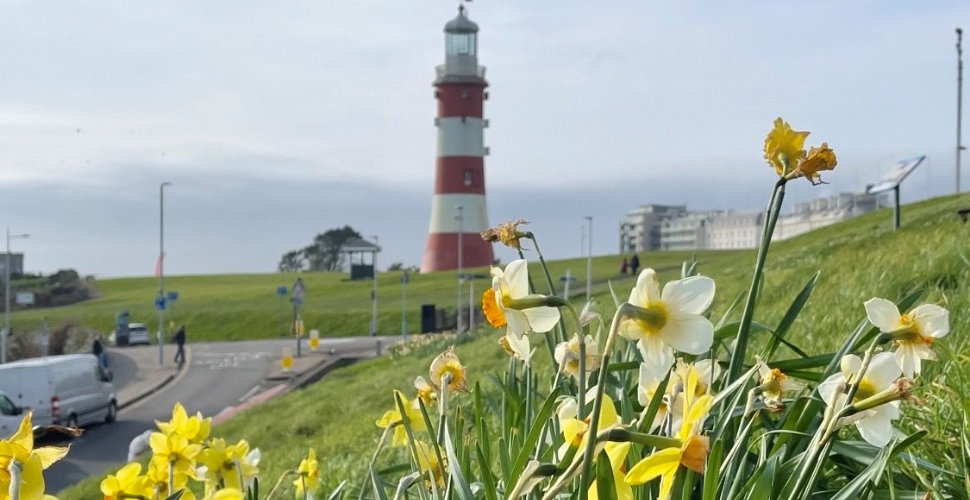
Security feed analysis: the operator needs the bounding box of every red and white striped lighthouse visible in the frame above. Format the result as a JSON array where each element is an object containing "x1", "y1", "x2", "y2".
[{"x1": 421, "y1": 5, "x2": 494, "y2": 273}]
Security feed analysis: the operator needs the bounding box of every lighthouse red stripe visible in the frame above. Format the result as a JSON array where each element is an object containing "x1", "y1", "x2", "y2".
[
  {"x1": 435, "y1": 157, "x2": 485, "y2": 194},
  {"x1": 437, "y1": 84, "x2": 485, "y2": 118},
  {"x1": 421, "y1": 232, "x2": 494, "y2": 272}
]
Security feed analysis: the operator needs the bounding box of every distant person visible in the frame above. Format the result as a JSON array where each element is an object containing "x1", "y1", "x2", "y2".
[
  {"x1": 620, "y1": 258, "x2": 628, "y2": 278},
  {"x1": 173, "y1": 325, "x2": 186, "y2": 368},
  {"x1": 92, "y1": 335, "x2": 107, "y2": 368},
  {"x1": 630, "y1": 253, "x2": 640, "y2": 275}
]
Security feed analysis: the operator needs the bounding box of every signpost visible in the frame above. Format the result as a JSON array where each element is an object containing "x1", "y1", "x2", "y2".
[
  {"x1": 276, "y1": 286, "x2": 287, "y2": 337},
  {"x1": 867, "y1": 156, "x2": 926, "y2": 230},
  {"x1": 560, "y1": 269, "x2": 578, "y2": 299},
  {"x1": 401, "y1": 272, "x2": 409, "y2": 340},
  {"x1": 291, "y1": 278, "x2": 305, "y2": 357},
  {"x1": 15, "y1": 293, "x2": 34, "y2": 306}
]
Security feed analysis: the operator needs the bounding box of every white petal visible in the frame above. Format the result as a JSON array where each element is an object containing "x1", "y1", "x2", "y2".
[
  {"x1": 661, "y1": 276, "x2": 715, "y2": 315},
  {"x1": 523, "y1": 305, "x2": 562, "y2": 333},
  {"x1": 840, "y1": 354, "x2": 863, "y2": 380},
  {"x1": 755, "y1": 357, "x2": 771, "y2": 381},
  {"x1": 507, "y1": 334, "x2": 532, "y2": 362},
  {"x1": 557, "y1": 398, "x2": 578, "y2": 423},
  {"x1": 504, "y1": 259, "x2": 531, "y2": 298},
  {"x1": 911, "y1": 304, "x2": 950, "y2": 339},
  {"x1": 659, "y1": 311, "x2": 714, "y2": 355},
  {"x1": 863, "y1": 298, "x2": 902, "y2": 332},
  {"x1": 879, "y1": 400, "x2": 901, "y2": 420},
  {"x1": 554, "y1": 342, "x2": 567, "y2": 365},
  {"x1": 638, "y1": 337, "x2": 673, "y2": 373},
  {"x1": 632, "y1": 269, "x2": 661, "y2": 306},
  {"x1": 911, "y1": 342, "x2": 937, "y2": 361},
  {"x1": 817, "y1": 373, "x2": 845, "y2": 407},
  {"x1": 894, "y1": 344, "x2": 917, "y2": 380},
  {"x1": 618, "y1": 318, "x2": 645, "y2": 342},
  {"x1": 855, "y1": 407, "x2": 895, "y2": 447},
  {"x1": 864, "y1": 352, "x2": 901, "y2": 389},
  {"x1": 505, "y1": 308, "x2": 532, "y2": 337}
]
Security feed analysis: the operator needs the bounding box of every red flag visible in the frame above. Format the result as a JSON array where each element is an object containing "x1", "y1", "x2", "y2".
[{"x1": 155, "y1": 252, "x2": 165, "y2": 277}]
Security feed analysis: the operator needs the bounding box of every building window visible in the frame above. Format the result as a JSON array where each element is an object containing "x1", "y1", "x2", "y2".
[{"x1": 464, "y1": 170, "x2": 473, "y2": 186}]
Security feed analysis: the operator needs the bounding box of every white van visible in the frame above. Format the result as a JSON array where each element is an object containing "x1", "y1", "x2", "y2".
[
  {"x1": 0, "y1": 354, "x2": 117, "y2": 428},
  {"x1": 0, "y1": 390, "x2": 26, "y2": 437}
]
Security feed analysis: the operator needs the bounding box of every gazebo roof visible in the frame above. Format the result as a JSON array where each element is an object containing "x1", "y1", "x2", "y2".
[{"x1": 341, "y1": 237, "x2": 380, "y2": 253}]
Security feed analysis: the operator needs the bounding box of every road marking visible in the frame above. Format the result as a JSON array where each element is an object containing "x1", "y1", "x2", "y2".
[{"x1": 239, "y1": 385, "x2": 261, "y2": 403}]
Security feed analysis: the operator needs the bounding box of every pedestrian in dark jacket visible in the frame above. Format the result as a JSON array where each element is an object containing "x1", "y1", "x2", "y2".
[
  {"x1": 173, "y1": 325, "x2": 186, "y2": 367},
  {"x1": 92, "y1": 335, "x2": 107, "y2": 368},
  {"x1": 630, "y1": 253, "x2": 641, "y2": 275}
]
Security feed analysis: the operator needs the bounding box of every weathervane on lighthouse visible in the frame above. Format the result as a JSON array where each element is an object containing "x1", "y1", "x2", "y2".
[{"x1": 420, "y1": 1, "x2": 494, "y2": 273}]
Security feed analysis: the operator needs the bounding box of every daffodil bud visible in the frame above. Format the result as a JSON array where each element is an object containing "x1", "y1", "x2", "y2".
[
  {"x1": 850, "y1": 377, "x2": 914, "y2": 413},
  {"x1": 604, "y1": 428, "x2": 682, "y2": 449}
]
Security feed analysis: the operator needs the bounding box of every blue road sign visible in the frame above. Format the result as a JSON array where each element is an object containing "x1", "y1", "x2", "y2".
[
  {"x1": 276, "y1": 286, "x2": 288, "y2": 296},
  {"x1": 167, "y1": 291, "x2": 179, "y2": 301},
  {"x1": 155, "y1": 296, "x2": 167, "y2": 311},
  {"x1": 559, "y1": 276, "x2": 578, "y2": 282}
]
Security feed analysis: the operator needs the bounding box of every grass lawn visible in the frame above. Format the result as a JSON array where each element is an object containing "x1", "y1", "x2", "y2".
[{"x1": 57, "y1": 193, "x2": 970, "y2": 499}]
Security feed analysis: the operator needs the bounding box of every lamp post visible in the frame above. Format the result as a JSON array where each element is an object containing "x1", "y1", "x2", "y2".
[
  {"x1": 455, "y1": 205, "x2": 464, "y2": 333},
  {"x1": 158, "y1": 182, "x2": 171, "y2": 365},
  {"x1": 958, "y1": 27, "x2": 965, "y2": 194},
  {"x1": 584, "y1": 216, "x2": 593, "y2": 302},
  {"x1": 2, "y1": 229, "x2": 29, "y2": 364},
  {"x1": 370, "y1": 235, "x2": 379, "y2": 336}
]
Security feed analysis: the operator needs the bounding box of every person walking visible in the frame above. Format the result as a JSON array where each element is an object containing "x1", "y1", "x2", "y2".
[
  {"x1": 620, "y1": 257, "x2": 629, "y2": 278},
  {"x1": 92, "y1": 335, "x2": 107, "y2": 368},
  {"x1": 630, "y1": 253, "x2": 640, "y2": 276},
  {"x1": 173, "y1": 325, "x2": 186, "y2": 368}
]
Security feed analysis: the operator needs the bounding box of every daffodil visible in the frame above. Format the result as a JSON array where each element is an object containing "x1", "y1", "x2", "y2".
[
  {"x1": 637, "y1": 362, "x2": 678, "y2": 433},
  {"x1": 481, "y1": 219, "x2": 529, "y2": 249},
  {"x1": 206, "y1": 489, "x2": 245, "y2": 500},
  {"x1": 620, "y1": 269, "x2": 715, "y2": 372},
  {"x1": 101, "y1": 463, "x2": 150, "y2": 500},
  {"x1": 764, "y1": 117, "x2": 809, "y2": 177},
  {"x1": 149, "y1": 431, "x2": 202, "y2": 476},
  {"x1": 798, "y1": 143, "x2": 837, "y2": 184},
  {"x1": 199, "y1": 439, "x2": 259, "y2": 493},
  {"x1": 482, "y1": 260, "x2": 561, "y2": 337},
  {"x1": 818, "y1": 352, "x2": 902, "y2": 447},
  {"x1": 156, "y1": 403, "x2": 212, "y2": 443},
  {"x1": 625, "y1": 369, "x2": 713, "y2": 500},
  {"x1": 0, "y1": 412, "x2": 69, "y2": 500},
  {"x1": 375, "y1": 391, "x2": 427, "y2": 447},
  {"x1": 498, "y1": 333, "x2": 534, "y2": 364},
  {"x1": 414, "y1": 441, "x2": 447, "y2": 490},
  {"x1": 429, "y1": 346, "x2": 468, "y2": 393},
  {"x1": 558, "y1": 393, "x2": 622, "y2": 462},
  {"x1": 673, "y1": 358, "x2": 720, "y2": 397},
  {"x1": 146, "y1": 457, "x2": 195, "y2": 500},
  {"x1": 413, "y1": 376, "x2": 438, "y2": 409},
  {"x1": 588, "y1": 442, "x2": 632, "y2": 500},
  {"x1": 554, "y1": 333, "x2": 600, "y2": 381},
  {"x1": 864, "y1": 298, "x2": 950, "y2": 379},
  {"x1": 293, "y1": 449, "x2": 319, "y2": 500},
  {"x1": 755, "y1": 357, "x2": 803, "y2": 412}
]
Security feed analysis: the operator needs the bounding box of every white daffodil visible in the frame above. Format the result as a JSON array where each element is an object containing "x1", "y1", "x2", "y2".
[
  {"x1": 818, "y1": 352, "x2": 902, "y2": 447},
  {"x1": 554, "y1": 333, "x2": 600, "y2": 381},
  {"x1": 754, "y1": 357, "x2": 803, "y2": 411},
  {"x1": 864, "y1": 298, "x2": 950, "y2": 379},
  {"x1": 637, "y1": 362, "x2": 678, "y2": 433},
  {"x1": 620, "y1": 269, "x2": 715, "y2": 373},
  {"x1": 498, "y1": 333, "x2": 535, "y2": 365},
  {"x1": 482, "y1": 259, "x2": 561, "y2": 338},
  {"x1": 673, "y1": 358, "x2": 720, "y2": 397}
]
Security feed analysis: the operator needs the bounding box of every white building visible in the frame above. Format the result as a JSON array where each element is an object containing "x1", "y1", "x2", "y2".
[
  {"x1": 619, "y1": 204, "x2": 686, "y2": 253},
  {"x1": 706, "y1": 212, "x2": 764, "y2": 250},
  {"x1": 661, "y1": 211, "x2": 723, "y2": 251}
]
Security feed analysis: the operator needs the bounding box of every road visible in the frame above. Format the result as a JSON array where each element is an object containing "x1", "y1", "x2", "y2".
[{"x1": 45, "y1": 336, "x2": 392, "y2": 494}]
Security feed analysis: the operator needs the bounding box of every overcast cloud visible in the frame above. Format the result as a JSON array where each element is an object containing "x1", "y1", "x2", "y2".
[{"x1": 0, "y1": 1, "x2": 965, "y2": 277}]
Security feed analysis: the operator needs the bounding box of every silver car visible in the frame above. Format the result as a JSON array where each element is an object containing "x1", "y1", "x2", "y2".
[{"x1": 127, "y1": 323, "x2": 152, "y2": 346}]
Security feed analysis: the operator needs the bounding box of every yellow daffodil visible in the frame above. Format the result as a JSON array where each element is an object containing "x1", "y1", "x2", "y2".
[
  {"x1": 101, "y1": 463, "x2": 150, "y2": 500},
  {"x1": 498, "y1": 333, "x2": 534, "y2": 364},
  {"x1": 799, "y1": 143, "x2": 837, "y2": 184},
  {"x1": 588, "y1": 442, "x2": 632, "y2": 500},
  {"x1": 673, "y1": 358, "x2": 720, "y2": 398},
  {"x1": 414, "y1": 441, "x2": 447, "y2": 490},
  {"x1": 199, "y1": 439, "x2": 259, "y2": 493},
  {"x1": 375, "y1": 391, "x2": 428, "y2": 447},
  {"x1": 483, "y1": 260, "x2": 561, "y2": 337},
  {"x1": 293, "y1": 449, "x2": 319, "y2": 500},
  {"x1": 625, "y1": 368, "x2": 713, "y2": 500},
  {"x1": 864, "y1": 298, "x2": 950, "y2": 379},
  {"x1": 481, "y1": 219, "x2": 529, "y2": 249},
  {"x1": 554, "y1": 334, "x2": 600, "y2": 381},
  {"x1": 0, "y1": 412, "x2": 69, "y2": 500},
  {"x1": 145, "y1": 457, "x2": 195, "y2": 500},
  {"x1": 156, "y1": 403, "x2": 212, "y2": 443},
  {"x1": 818, "y1": 352, "x2": 902, "y2": 447},
  {"x1": 558, "y1": 393, "x2": 622, "y2": 463},
  {"x1": 413, "y1": 376, "x2": 438, "y2": 409},
  {"x1": 764, "y1": 117, "x2": 809, "y2": 177},
  {"x1": 429, "y1": 346, "x2": 468, "y2": 393},
  {"x1": 207, "y1": 488, "x2": 245, "y2": 500},
  {"x1": 149, "y1": 431, "x2": 202, "y2": 476},
  {"x1": 620, "y1": 269, "x2": 715, "y2": 372},
  {"x1": 755, "y1": 357, "x2": 803, "y2": 412}
]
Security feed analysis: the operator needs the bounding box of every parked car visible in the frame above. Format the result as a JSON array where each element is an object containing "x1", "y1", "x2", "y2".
[
  {"x1": 127, "y1": 323, "x2": 152, "y2": 346},
  {"x1": 0, "y1": 354, "x2": 117, "y2": 429},
  {"x1": 0, "y1": 390, "x2": 24, "y2": 437}
]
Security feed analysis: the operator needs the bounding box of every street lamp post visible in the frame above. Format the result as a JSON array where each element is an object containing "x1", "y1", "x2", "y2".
[
  {"x1": 584, "y1": 216, "x2": 593, "y2": 302},
  {"x1": 370, "y1": 236, "x2": 379, "y2": 336},
  {"x1": 158, "y1": 182, "x2": 171, "y2": 366},
  {"x1": 2, "y1": 229, "x2": 29, "y2": 364},
  {"x1": 455, "y1": 205, "x2": 464, "y2": 333},
  {"x1": 957, "y1": 27, "x2": 965, "y2": 194}
]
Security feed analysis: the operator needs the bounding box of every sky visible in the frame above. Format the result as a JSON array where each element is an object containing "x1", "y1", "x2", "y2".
[{"x1": 0, "y1": 1, "x2": 967, "y2": 278}]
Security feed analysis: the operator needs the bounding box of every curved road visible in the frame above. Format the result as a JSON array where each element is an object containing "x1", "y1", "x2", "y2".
[{"x1": 46, "y1": 337, "x2": 391, "y2": 493}]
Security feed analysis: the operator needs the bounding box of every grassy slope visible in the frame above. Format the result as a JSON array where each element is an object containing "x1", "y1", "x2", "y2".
[{"x1": 58, "y1": 193, "x2": 970, "y2": 498}]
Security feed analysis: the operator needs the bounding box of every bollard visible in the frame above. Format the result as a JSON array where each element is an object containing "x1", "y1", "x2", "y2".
[
  {"x1": 376, "y1": 339, "x2": 382, "y2": 356},
  {"x1": 309, "y1": 329, "x2": 319, "y2": 351},
  {"x1": 281, "y1": 347, "x2": 294, "y2": 372}
]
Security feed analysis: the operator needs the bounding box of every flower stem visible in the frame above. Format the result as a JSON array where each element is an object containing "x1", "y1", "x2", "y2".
[
  {"x1": 527, "y1": 235, "x2": 571, "y2": 345},
  {"x1": 168, "y1": 459, "x2": 175, "y2": 498},
  {"x1": 264, "y1": 470, "x2": 299, "y2": 500},
  {"x1": 358, "y1": 426, "x2": 393, "y2": 500}
]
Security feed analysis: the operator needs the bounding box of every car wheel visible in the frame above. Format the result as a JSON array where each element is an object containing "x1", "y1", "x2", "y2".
[
  {"x1": 105, "y1": 401, "x2": 118, "y2": 423},
  {"x1": 68, "y1": 414, "x2": 79, "y2": 429}
]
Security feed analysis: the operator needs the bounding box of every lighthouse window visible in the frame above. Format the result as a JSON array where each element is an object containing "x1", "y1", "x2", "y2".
[
  {"x1": 464, "y1": 170, "x2": 473, "y2": 186},
  {"x1": 446, "y1": 33, "x2": 476, "y2": 57}
]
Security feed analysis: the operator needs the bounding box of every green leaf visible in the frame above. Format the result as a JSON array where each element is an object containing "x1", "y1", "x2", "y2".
[
  {"x1": 637, "y1": 369, "x2": 671, "y2": 434},
  {"x1": 326, "y1": 481, "x2": 347, "y2": 500},
  {"x1": 476, "y1": 444, "x2": 500, "y2": 500},
  {"x1": 715, "y1": 292, "x2": 745, "y2": 330},
  {"x1": 443, "y1": 424, "x2": 477, "y2": 500},
  {"x1": 607, "y1": 361, "x2": 640, "y2": 372},
  {"x1": 595, "y1": 450, "x2": 619, "y2": 500},
  {"x1": 762, "y1": 271, "x2": 818, "y2": 360},
  {"x1": 766, "y1": 354, "x2": 835, "y2": 372},
  {"x1": 714, "y1": 321, "x2": 773, "y2": 343},
  {"x1": 506, "y1": 387, "x2": 562, "y2": 492},
  {"x1": 702, "y1": 439, "x2": 723, "y2": 500},
  {"x1": 828, "y1": 447, "x2": 890, "y2": 500},
  {"x1": 743, "y1": 454, "x2": 780, "y2": 500},
  {"x1": 162, "y1": 490, "x2": 184, "y2": 500},
  {"x1": 371, "y1": 466, "x2": 391, "y2": 500},
  {"x1": 498, "y1": 436, "x2": 512, "y2": 479}
]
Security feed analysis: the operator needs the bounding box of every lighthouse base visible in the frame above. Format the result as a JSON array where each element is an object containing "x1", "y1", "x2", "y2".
[{"x1": 421, "y1": 233, "x2": 494, "y2": 273}]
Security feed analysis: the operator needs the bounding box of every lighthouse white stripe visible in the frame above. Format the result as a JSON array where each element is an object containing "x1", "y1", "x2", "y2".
[
  {"x1": 428, "y1": 193, "x2": 489, "y2": 234},
  {"x1": 437, "y1": 117, "x2": 485, "y2": 157}
]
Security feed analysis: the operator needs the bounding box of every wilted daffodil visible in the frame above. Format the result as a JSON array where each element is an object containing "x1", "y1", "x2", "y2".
[
  {"x1": 864, "y1": 298, "x2": 950, "y2": 379},
  {"x1": 755, "y1": 357, "x2": 803, "y2": 412},
  {"x1": 620, "y1": 269, "x2": 715, "y2": 372},
  {"x1": 625, "y1": 369, "x2": 713, "y2": 500},
  {"x1": 818, "y1": 352, "x2": 904, "y2": 447},
  {"x1": 199, "y1": 439, "x2": 259, "y2": 493},
  {"x1": 498, "y1": 333, "x2": 534, "y2": 365},
  {"x1": 413, "y1": 376, "x2": 438, "y2": 409},
  {"x1": 429, "y1": 346, "x2": 468, "y2": 393},
  {"x1": 149, "y1": 431, "x2": 202, "y2": 475},
  {"x1": 763, "y1": 118, "x2": 837, "y2": 184},
  {"x1": 554, "y1": 333, "x2": 600, "y2": 381},
  {"x1": 156, "y1": 402, "x2": 212, "y2": 443},
  {"x1": 481, "y1": 219, "x2": 529, "y2": 249},
  {"x1": 293, "y1": 448, "x2": 319, "y2": 500},
  {"x1": 483, "y1": 259, "x2": 561, "y2": 337},
  {"x1": 0, "y1": 412, "x2": 69, "y2": 500},
  {"x1": 376, "y1": 391, "x2": 427, "y2": 447},
  {"x1": 101, "y1": 463, "x2": 150, "y2": 500}
]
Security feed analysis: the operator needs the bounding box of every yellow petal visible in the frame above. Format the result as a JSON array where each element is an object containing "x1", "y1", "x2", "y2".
[
  {"x1": 658, "y1": 467, "x2": 678, "y2": 500},
  {"x1": 624, "y1": 447, "x2": 681, "y2": 485},
  {"x1": 19, "y1": 453, "x2": 46, "y2": 500},
  {"x1": 10, "y1": 411, "x2": 35, "y2": 451},
  {"x1": 561, "y1": 418, "x2": 587, "y2": 447},
  {"x1": 33, "y1": 446, "x2": 70, "y2": 469}
]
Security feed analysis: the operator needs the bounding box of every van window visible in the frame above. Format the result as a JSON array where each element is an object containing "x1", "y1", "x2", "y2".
[{"x1": 0, "y1": 395, "x2": 16, "y2": 415}]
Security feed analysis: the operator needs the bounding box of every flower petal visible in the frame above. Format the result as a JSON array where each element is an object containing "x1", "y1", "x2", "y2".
[
  {"x1": 863, "y1": 298, "x2": 901, "y2": 332},
  {"x1": 894, "y1": 344, "x2": 917, "y2": 380},
  {"x1": 840, "y1": 354, "x2": 862, "y2": 380},
  {"x1": 864, "y1": 352, "x2": 901, "y2": 389},
  {"x1": 911, "y1": 304, "x2": 949, "y2": 339},
  {"x1": 660, "y1": 311, "x2": 714, "y2": 355},
  {"x1": 631, "y1": 269, "x2": 661, "y2": 307},
  {"x1": 504, "y1": 260, "x2": 530, "y2": 298},
  {"x1": 638, "y1": 337, "x2": 674, "y2": 373},
  {"x1": 522, "y1": 305, "x2": 562, "y2": 333},
  {"x1": 33, "y1": 445, "x2": 70, "y2": 469},
  {"x1": 661, "y1": 276, "x2": 715, "y2": 315},
  {"x1": 855, "y1": 406, "x2": 895, "y2": 447},
  {"x1": 817, "y1": 373, "x2": 844, "y2": 407},
  {"x1": 504, "y1": 308, "x2": 532, "y2": 337},
  {"x1": 624, "y1": 447, "x2": 681, "y2": 485}
]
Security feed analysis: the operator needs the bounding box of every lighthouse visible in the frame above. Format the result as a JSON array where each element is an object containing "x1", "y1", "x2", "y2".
[{"x1": 420, "y1": 5, "x2": 494, "y2": 273}]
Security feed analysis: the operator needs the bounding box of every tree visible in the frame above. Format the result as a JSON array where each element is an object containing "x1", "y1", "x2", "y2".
[
  {"x1": 277, "y1": 250, "x2": 305, "y2": 272},
  {"x1": 279, "y1": 226, "x2": 362, "y2": 272},
  {"x1": 387, "y1": 262, "x2": 405, "y2": 271}
]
